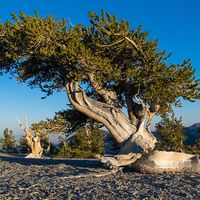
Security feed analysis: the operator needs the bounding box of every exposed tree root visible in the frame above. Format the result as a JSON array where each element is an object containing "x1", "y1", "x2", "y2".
[
  {"x1": 19, "y1": 169, "x2": 120, "y2": 190},
  {"x1": 97, "y1": 154, "x2": 142, "y2": 169}
]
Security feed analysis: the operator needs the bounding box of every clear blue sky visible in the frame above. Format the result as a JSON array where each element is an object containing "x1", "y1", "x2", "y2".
[{"x1": 0, "y1": 0, "x2": 200, "y2": 138}]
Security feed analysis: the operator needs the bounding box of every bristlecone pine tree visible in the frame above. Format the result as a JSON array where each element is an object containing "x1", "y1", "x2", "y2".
[{"x1": 0, "y1": 10, "x2": 200, "y2": 167}]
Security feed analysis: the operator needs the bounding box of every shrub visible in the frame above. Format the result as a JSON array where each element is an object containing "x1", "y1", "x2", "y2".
[
  {"x1": 57, "y1": 126, "x2": 104, "y2": 158},
  {"x1": 155, "y1": 112, "x2": 186, "y2": 152},
  {"x1": 1, "y1": 128, "x2": 16, "y2": 152}
]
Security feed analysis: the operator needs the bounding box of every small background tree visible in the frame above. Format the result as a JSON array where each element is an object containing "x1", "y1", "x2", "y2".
[
  {"x1": 0, "y1": 137, "x2": 4, "y2": 149},
  {"x1": 188, "y1": 140, "x2": 200, "y2": 154},
  {"x1": 57, "y1": 125, "x2": 104, "y2": 158},
  {"x1": 155, "y1": 112, "x2": 186, "y2": 152},
  {"x1": 18, "y1": 135, "x2": 29, "y2": 153},
  {"x1": 1, "y1": 128, "x2": 16, "y2": 152},
  {"x1": 18, "y1": 133, "x2": 49, "y2": 155}
]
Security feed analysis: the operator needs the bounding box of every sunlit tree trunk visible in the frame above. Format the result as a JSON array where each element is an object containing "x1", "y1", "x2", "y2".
[
  {"x1": 24, "y1": 131, "x2": 43, "y2": 158},
  {"x1": 65, "y1": 82, "x2": 157, "y2": 166},
  {"x1": 17, "y1": 119, "x2": 43, "y2": 158},
  {"x1": 65, "y1": 81, "x2": 200, "y2": 172}
]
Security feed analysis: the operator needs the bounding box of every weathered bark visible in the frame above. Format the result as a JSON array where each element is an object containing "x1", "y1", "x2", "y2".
[
  {"x1": 131, "y1": 151, "x2": 200, "y2": 173},
  {"x1": 17, "y1": 119, "x2": 43, "y2": 158},
  {"x1": 99, "y1": 151, "x2": 200, "y2": 172},
  {"x1": 65, "y1": 82, "x2": 157, "y2": 154},
  {"x1": 97, "y1": 153, "x2": 142, "y2": 169},
  {"x1": 125, "y1": 95, "x2": 138, "y2": 125},
  {"x1": 24, "y1": 130, "x2": 43, "y2": 158}
]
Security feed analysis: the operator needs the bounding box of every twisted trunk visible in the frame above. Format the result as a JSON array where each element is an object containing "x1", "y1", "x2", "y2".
[
  {"x1": 65, "y1": 82, "x2": 157, "y2": 157},
  {"x1": 88, "y1": 72, "x2": 117, "y2": 105},
  {"x1": 65, "y1": 82, "x2": 200, "y2": 172},
  {"x1": 24, "y1": 129, "x2": 43, "y2": 158},
  {"x1": 18, "y1": 122, "x2": 43, "y2": 158},
  {"x1": 26, "y1": 136, "x2": 43, "y2": 158}
]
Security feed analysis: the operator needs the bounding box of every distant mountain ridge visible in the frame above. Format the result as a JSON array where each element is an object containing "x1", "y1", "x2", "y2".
[{"x1": 184, "y1": 123, "x2": 200, "y2": 145}]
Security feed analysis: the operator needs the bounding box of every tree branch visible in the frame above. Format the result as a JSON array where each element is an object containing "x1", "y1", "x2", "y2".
[
  {"x1": 65, "y1": 82, "x2": 126, "y2": 143},
  {"x1": 134, "y1": 94, "x2": 147, "y2": 110},
  {"x1": 96, "y1": 38, "x2": 125, "y2": 47},
  {"x1": 124, "y1": 36, "x2": 140, "y2": 52},
  {"x1": 87, "y1": 72, "x2": 117, "y2": 105},
  {"x1": 125, "y1": 95, "x2": 138, "y2": 125}
]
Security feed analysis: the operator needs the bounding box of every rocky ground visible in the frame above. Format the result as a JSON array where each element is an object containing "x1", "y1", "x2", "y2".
[{"x1": 0, "y1": 153, "x2": 200, "y2": 200}]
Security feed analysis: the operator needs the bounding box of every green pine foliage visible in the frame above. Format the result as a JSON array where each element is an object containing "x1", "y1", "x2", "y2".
[
  {"x1": 57, "y1": 126, "x2": 104, "y2": 158},
  {"x1": 31, "y1": 108, "x2": 91, "y2": 136},
  {"x1": 155, "y1": 113, "x2": 186, "y2": 152},
  {"x1": 31, "y1": 109, "x2": 104, "y2": 158},
  {"x1": 18, "y1": 135, "x2": 29, "y2": 153},
  {"x1": 0, "y1": 138, "x2": 4, "y2": 148},
  {"x1": 1, "y1": 128, "x2": 16, "y2": 152},
  {"x1": 0, "y1": 10, "x2": 199, "y2": 113}
]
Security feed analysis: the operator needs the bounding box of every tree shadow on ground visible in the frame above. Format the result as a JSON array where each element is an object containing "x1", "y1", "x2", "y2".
[{"x1": 0, "y1": 153, "x2": 105, "y2": 169}]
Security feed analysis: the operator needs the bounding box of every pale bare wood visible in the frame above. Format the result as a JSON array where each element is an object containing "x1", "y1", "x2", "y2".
[
  {"x1": 132, "y1": 151, "x2": 200, "y2": 173},
  {"x1": 65, "y1": 81, "x2": 157, "y2": 156},
  {"x1": 17, "y1": 117, "x2": 43, "y2": 158}
]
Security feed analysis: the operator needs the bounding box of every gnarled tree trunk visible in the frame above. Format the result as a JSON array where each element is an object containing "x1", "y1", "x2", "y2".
[
  {"x1": 18, "y1": 118, "x2": 43, "y2": 158},
  {"x1": 65, "y1": 82, "x2": 200, "y2": 172},
  {"x1": 66, "y1": 82, "x2": 157, "y2": 166},
  {"x1": 24, "y1": 130, "x2": 43, "y2": 158}
]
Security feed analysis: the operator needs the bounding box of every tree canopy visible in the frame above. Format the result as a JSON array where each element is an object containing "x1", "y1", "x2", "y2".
[{"x1": 0, "y1": 10, "x2": 199, "y2": 112}]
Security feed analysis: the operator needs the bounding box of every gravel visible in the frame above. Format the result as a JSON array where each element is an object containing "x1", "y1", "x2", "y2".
[{"x1": 0, "y1": 153, "x2": 200, "y2": 200}]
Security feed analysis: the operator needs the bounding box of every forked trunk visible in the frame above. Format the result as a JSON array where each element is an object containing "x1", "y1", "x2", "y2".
[
  {"x1": 25, "y1": 131, "x2": 43, "y2": 158},
  {"x1": 66, "y1": 82, "x2": 200, "y2": 172},
  {"x1": 65, "y1": 82, "x2": 200, "y2": 172},
  {"x1": 17, "y1": 119, "x2": 43, "y2": 158},
  {"x1": 66, "y1": 82, "x2": 156, "y2": 155}
]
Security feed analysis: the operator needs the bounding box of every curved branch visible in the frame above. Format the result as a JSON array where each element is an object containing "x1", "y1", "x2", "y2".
[
  {"x1": 66, "y1": 83, "x2": 123, "y2": 142},
  {"x1": 96, "y1": 38, "x2": 125, "y2": 47},
  {"x1": 87, "y1": 72, "x2": 117, "y2": 105},
  {"x1": 65, "y1": 82, "x2": 135, "y2": 143},
  {"x1": 125, "y1": 36, "x2": 140, "y2": 52},
  {"x1": 79, "y1": 59, "x2": 117, "y2": 105}
]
